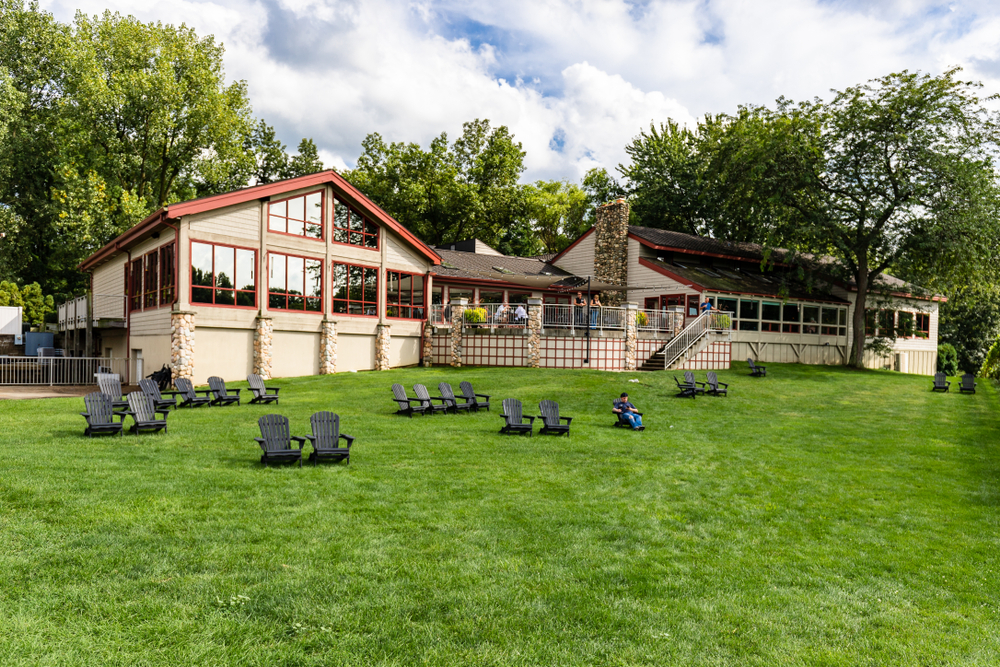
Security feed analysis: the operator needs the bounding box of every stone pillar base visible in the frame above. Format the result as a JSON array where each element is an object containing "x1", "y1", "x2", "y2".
[
  {"x1": 526, "y1": 297, "x2": 542, "y2": 368},
  {"x1": 375, "y1": 323, "x2": 391, "y2": 371},
  {"x1": 624, "y1": 302, "x2": 638, "y2": 371},
  {"x1": 254, "y1": 316, "x2": 274, "y2": 380},
  {"x1": 450, "y1": 298, "x2": 468, "y2": 367},
  {"x1": 422, "y1": 321, "x2": 434, "y2": 367},
  {"x1": 320, "y1": 319, "x2": 337, "y2": 374},
  {"x1": 171, "y1": 310, "x2": 196, "y2": 385}
]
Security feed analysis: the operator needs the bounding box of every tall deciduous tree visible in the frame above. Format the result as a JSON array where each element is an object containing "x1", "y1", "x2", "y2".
[{"x1": 524, "y1": 180, "x2": 588, "y2": 253}]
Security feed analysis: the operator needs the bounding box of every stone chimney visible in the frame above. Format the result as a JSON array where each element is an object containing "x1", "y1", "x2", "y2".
[{"x1": 593, "y1": 199, "x2": 629, "y2": 306}]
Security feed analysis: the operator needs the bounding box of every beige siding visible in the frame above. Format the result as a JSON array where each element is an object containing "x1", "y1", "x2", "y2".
[
  {"x1": 553, "y1": 230, "x2": 595, "y2": 277},
  {"x1": 128, "y1": 334, "x2": 171, "y2": 382},
  {"x1": 130, "y1": 308, "x2": 171, "y2": 337},
  {"x1": 188, "y1": 201, "x2": 260, "y2": 240},
  {"x1": 337, "y1": 333, "x2": 375, "y2": 371},
  {"x1": 92, "y1": 255, "x2": 127, "y2": 318},
  {"x1": 384, "y1": 232, "x2": 429, "y2": 273},
  {"x1": 630, "y1": 260, "x2": 699, "y2": 306},
  {"x1": 131, "y1": 231, "x2": 176, "y2": 259},
  {"x1": 194, "y1": 327, "x2": 254, "y2": 385},
  {"x1": 100, "y1": 330, "x2": 128, "y2": 362},
  {"x1": 328, "y1": 243, "x2": 381, "y2": 266},
  {"x1": 390, "y1": 335, "x2": 421, "y2": 367},
  {"x1": 271, "y1": 331, "x2": 320, "y2": 378},
  {"x1": 734, "y1": 341, "x2": 846, "y2": 366},
  {"x1": 192, "y1": 306, "x2": 258, "y2": 330}
]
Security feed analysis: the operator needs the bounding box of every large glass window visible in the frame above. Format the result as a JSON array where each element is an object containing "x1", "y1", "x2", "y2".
[
  {"x1": 332, "y1": 262, "x2": 378, "y2": 316},
  {"x1": 191, "y1": 242, "x2": 256, "y2": 307},
  {"x1": 897, "y1": 311, "x2": 914, "y2": 338},
  {"x1": 143, "y1": 252, "x2": 159, "y2": 309},
  {"x1": 333, "y1": 198, "x2": 379, "y2": 249},
  {"x1": 159, "y1": 243, "x2": 175, "y2": 305},
  {"x1": 761, "y1": 301, "x2": 781, "y2": 332},
  {"x1": 803, "y1": 306, "x2": 820, "y2": 334},
  {"x1": 448, "y1": 287, "x2": 474, "y2": 303},
  {"x1": 268, "y1": 191, "x2": 323, "y2": 239},
  {"x1": 782, "y1": 304, "x2": 800, "y2": 333},
  {"x1": 480, "y1": 290, "x2": 504, "y2": 304},
  {"x1": 687, "y1": 294, "x2": 700, "y2": 317},
  {"x1": 865, "y1": 309, "x2": 877, "y2": 336},
  {"x1": 916, "y1": 313, "x2": 930, "y2": 339},
  {"x1": 269, "y1": 253, "x2": 322, "y2": 312},
  {"x1": 128, "y1": 258, "x2": 142, "y2": 312},
  {"x1": 739, "y1": 299, "x2": 759, "y2": 320},
  {"x1": 386, "y1": 271, "x2": 425, "y2": 319},
  {"x1": 878, "y1": 310, "x2": 895, "y2": 337},
  {"x1": 821, "y1": 307, "x2": 845, "y2": 335}
]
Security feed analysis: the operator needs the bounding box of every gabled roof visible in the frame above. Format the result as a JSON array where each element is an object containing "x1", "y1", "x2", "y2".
[
  {"x1": 80, "y1": 171, "x2": 440, "y2": 270},
  {"x1": 628, "y1": 226, "x2": 769, "y2": 263}
]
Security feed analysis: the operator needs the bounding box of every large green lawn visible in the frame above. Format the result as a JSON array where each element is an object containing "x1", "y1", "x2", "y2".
[{"x1": 1, "y1": 363, "x2": 998, "y2": 665}]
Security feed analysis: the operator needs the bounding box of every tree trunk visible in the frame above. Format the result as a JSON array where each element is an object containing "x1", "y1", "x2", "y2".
[{"x1": 848, "y1": 265, "x2": 868, "y2": 368}]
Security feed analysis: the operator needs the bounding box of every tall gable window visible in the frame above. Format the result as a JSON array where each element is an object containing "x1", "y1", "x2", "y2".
[
  {"x1": 191, "y1": 241, "x2": 256, "y2": 307},
  {"x1": 159, "y1": 243, "x2": 175, "y2": 304},
  {"x1": 333, "y1": 197, "x2": 379, "y2": 249},
  {"x1": 332, "y1": 262, "x2": 378, "y2": 316},
  {"x1": 128, "y1": 258, "x2": 142, "y2": 312},
  {"x1": 386, "y1": 271, "x2": 425, "y2": 319},
  {"x1": 269, "y1": 191, "x2": 323, "y2": 240},
  {"x1": 269, "y1": 253, "x2": 322, "y2": 312}
]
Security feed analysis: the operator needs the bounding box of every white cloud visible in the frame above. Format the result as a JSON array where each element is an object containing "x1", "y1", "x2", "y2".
[{"x1": 38, "y1": 0, "x2": 1000, "y2": 183}]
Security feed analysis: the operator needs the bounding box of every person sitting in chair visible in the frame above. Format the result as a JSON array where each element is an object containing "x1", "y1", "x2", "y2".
[{"x1": 614, "y1": 392, "x2": 644, "y2": 431}]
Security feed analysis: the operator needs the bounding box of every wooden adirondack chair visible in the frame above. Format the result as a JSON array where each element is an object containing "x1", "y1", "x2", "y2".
[
  {"x1": 684, "y1": 371, "x2": 707, "y2": 395},
  {"x1": 80, "y1": 391, "x2": 126, "y2": 437},
  {"x1": 169, "y1": 378, "x2": 213, "y2": 408},
  {"x1": 932, "y1": 372, "x2": 950, "y2": 392},
  {"x1": 254, "y1": 414, "x2": 305, "y2": 467},
  {"x1": 459, "y1": 381, "x2": 491, "y2": 412},
  {"x1": 305, "y1": 412, "x2": 354, "y2": 465},
  {"x1": 959, "y1": 373, "x2": 977, "y2": 394},
  {"x1": 139, "y1": 378, "x2": 176, "y2": 411},
  {"x1": 413, "y1": 384, "x2": 450, "y2": 414},
  {"x1": 748, "y1": 358, "x2": 767, "y2": 377},
  {"x1": 612, "y1": 398, "x2": 643, "y2": 428},
  {"x1": 96, "y1": 373, "x2": 128, "y2": 411},
  {"x1": 125, "y1": 392, "x2": 170, "y2": 435},
  {"x1": 537, "y1": 400, "x2": 572, "y2": 436},
  {"x1": 391, "y1": 383, "x2": 428, "y2": 417},
  {"x1": 208, "y1": 376, "x2": 241, "y2": 406},
  {"x1": 674, "y1": 376, "x2": 698, "y2": 398},
  {"x1": 705, "y1": 371, "x2": 728, "y2": 396},
  {"x1": 499, "y1": 398, "x2": 534, "y2": 435},
  {"x1": 247, "y1": 374, "x2": 280, "y2": 404},
  {"x1": 438, "y1": 382, "x2": 473, "y2": 413}
]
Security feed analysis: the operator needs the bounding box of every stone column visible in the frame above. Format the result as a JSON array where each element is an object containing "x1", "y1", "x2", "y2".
[
  {"x1": 624, "y1": 302, "x2": 638, "y2": 371},
  {"x1": 170, "y1": 310, "x2": 196, "y2": 384},
  {"x1": 594, "y1": 199, "x2": 630, "y2": 306},
  {"x1": 320, "y1": 318, "x2": 337, "y2": 375},
  {"x1": 253, "y1": 315, "x2": 274, "y2": 380},
  {"x1": 375, "y1": 323, "x2": 391, "y2": 371},
  {"x1": 668, "y1": 305, "x2": 685, "y2": 335},
  {"x1": 450, "y1": 298, "x2": 467, "y2": 367},
  {"x1": 422, "y1": 320, "x2": 434, "y2": 367},
  {"x1": 526, "y1": 297, "x2": 542, "y2": 368}
]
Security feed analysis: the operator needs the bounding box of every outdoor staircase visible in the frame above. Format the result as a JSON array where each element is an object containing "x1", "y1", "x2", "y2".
[{"x1": 638, "y1": 310, "x2": 732, "y2": 371}]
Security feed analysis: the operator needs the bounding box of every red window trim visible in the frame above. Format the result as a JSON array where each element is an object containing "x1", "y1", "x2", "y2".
[
  {"x1": 385, "y1": 269, "x2": 426, "y2": 320},
  {"x1": 267, "y1": 189, "x2": 325, "y2": 242},
  {"x1": 189, "y1": 239, "x2": 258, "y2": 310},
  {"x1": 128, "y1": 257, "x2": 143, "y2": 313},
  {"x1": 331, "y1": 197, "x2": 380, "y2": 251},
  {"x1": 159, "y1": 242, "x2": 176, "y2": 307},
  {"x1": 268, "y1": 251, "x2": 324, "y2": 314},
  {"x1": 331, "y1": 260, "x2": 379, "y2": 318}
]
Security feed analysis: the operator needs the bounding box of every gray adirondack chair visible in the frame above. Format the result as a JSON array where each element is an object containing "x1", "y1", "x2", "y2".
[
  {"x1": 459, "y1": 381, "x2": 491, "y2": 412},
  {"x1": 684, "y1": 371, "x2": 707, "y2": 395},
  {"x1": 170, "y1": 377, "x2": 213, "y2": 408},
  {"x1": 413, "y1": 384, "x2": 449, "y2": 414},
  {"x1": 959, "y1": 373, "x2": 977, "y2": 394},
  {"x1": 932, "y1": 372, "x2": 950, "y2": 392},
  {"x1": 748, "y1": 358, "x2": 767, "y2": 377},
  {"x1": 139, "y1": 378, "x2": 176, "y2": 411},
  {"x1": 705, "y1": 371, "x2": 728, "y2": 396},
  {"x1": 612, "y1": 398, "x2": 643, "y2": 428},
  {"x1": 438, "y1": 382, "x2": 473, "y2": 413},
  {"x1": 247, "y1": 374, "x2": 280, "y2": 404},
  {"x1": 96, "y1": 373, "x2": 128, "y2": 411},
  {"x1": 499, "y1": 398, "x2": 534, "y2": 435},
  {"x1": 392, "y1": 383, "x2": 428, "y2": 417},
  {"x1": 537, "y1": 400, "x2": 571, "y2": 436},
  {"x1": 674, "y1": 375, "x2": 698, "y2": 398},
  {"x1": 208, "y1": 376, "x2": 241, "y2": 406},
  {"x1": 80, "y1": 391, "x2": 126, "y2": 437},
  {"x1": 254, "y1": 414, "x2": 305, "y2": 467},
  {"x1": 125, "y1": 391, "x2": 169, "y2": 434},
  {"x1": 305, "y1": 412, "x2": 354, "y2": 465}
]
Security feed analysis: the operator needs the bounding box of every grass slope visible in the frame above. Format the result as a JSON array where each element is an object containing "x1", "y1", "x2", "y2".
[{"x1": 0, "y1": 363, "x2": 998, "y2": 666}]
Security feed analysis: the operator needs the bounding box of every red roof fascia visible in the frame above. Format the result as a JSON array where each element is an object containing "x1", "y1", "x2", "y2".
[
  {"x1": 549, "y1": 227, "x2": 595, "y2": 265},
  {"x1": 638, "y1": 257, "x2": 705, "y2": 291},
  {"x1": 432, "y1": 276, "x2": 562, "y2": 292},
  {"x1": 78, "y1": 209, "x2": 168, "y2": 271}
]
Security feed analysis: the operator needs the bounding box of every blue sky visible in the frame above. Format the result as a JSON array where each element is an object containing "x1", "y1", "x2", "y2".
[{"x1": 41, "y1": 0, "x2": 1000, "y2": 182}]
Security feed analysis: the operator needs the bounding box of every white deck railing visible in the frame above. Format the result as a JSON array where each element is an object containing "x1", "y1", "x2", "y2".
[
  {"x1": 428, "y1": 303, "x2": 676, "y2": 335},
  {"x1": 59, "y1": 294, "x2": 127, "y2": 331},
  {"x1": 542, "y1": 304, "x2": 628, "y2": 331},
  {"x1": 637, "y1": 308, "x2": 674, "y2": 334},
  {"x1": 0, "y1": 356, "x2": 130, "y2": 385},
  {"x1": 658, "y1": 310, "x2": 733, "y2": 369}
]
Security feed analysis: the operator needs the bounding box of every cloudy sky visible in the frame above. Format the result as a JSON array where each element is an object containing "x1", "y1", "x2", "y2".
[{"x1": 39, "y1": 0, "x2": 1000, "y2": 182}]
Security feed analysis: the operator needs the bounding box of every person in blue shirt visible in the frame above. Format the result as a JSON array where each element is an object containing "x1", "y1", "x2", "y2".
[
  {"x1": 700, "y1": 297, "x2": 713, "y2": 314},
  {"x1": 614, "y1": 392, "x2": 643, "y2": 430}
]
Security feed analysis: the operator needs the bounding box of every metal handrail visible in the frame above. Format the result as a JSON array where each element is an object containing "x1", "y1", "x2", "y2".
[
  {"x1": 0, "y1": 356, "x2": 130, "y2": 385},
  {"x1": 661, "y1": 310, "x2": 733, "y2": 369}
]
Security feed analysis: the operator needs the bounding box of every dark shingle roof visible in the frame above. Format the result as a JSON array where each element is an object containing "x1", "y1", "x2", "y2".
[
  {"x1": 629, "y1": 226, "x2": 768, "y2": 262},
  {"x1": 645, "y1": 259, "x2": 849, "y2": 304},
  {"x1": 432, "y1": 249, "x2": 570, "y2": 283}
]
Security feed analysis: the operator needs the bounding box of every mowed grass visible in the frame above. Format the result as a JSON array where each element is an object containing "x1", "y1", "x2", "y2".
[{"x1": 0, "y1": 363, "x2": 998, "y2": 666}]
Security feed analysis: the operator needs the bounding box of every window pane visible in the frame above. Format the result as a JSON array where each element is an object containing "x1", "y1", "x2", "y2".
[
  {"x1": 364, "y1": 232, "x2": 378, "y2": 249},
  {"x1": 306, "y1": 260, "x2": 322, "y2": 298},
  {"x1": 399, "y1": 274, "x2": 412, "y2": 304},
  {"x1": 349, "y1": 265, "x2": 362, "y2": 301},
  {"x1": 192, "y1": 242, "x2": 213, "y2": 287},
  {"x1": 782, "y1": 304, "x2": 800, "y2": 322},
  {"x1": 839, "y1": 309, "x2": 847, "y2": 325},
  {"x1": 269, "y1": 255, "x2": 286, "y2": 293},
  {"x1": 334, "y1": 199, "x2": 349, "y2": 229},
  {"x1": 305, "y1": 223, "x2": 322, "y2": 239},
  {"x1": 333, "y1": 264, "x2": 347, "y2": 300},
  {"x1": 803, "y1": 306, "x2": 819, "y2": 333},
  {"x1": 270, "y1": 200, "x2": 286, "y2": 217},
  {"x1": 432, "y1": 286, "x2": 443, "y2": 305},
  {"x1": 333, "y1": 301, "x2": 347, "y2": 314},
  {"x1": 269, "y1": 215, "x2": 285, "y2": 233},
  {"x1": 287, "y1": 256, "x2": 304, "y2": 295},
  {"x1": 287, "y1": 218, "x2": 304, "y2": 237},
  {"x1": 305, "y1": 297, "x2": 321, "y2": 312},
  {"x1": 350, "y1": 210, "x2": 363, "y2": 231},
  {"x1": 306, "y1": 193, "x2": 322, "y2": 223},
  {"x1": 192, "y1": 287, "x2": 213, "y2": 303},
  {"x1": 364, "y1": 267, "x2": 378, "y2": 303},
  {"x1": 821, "y1": 307, "x2": 838, "y2": 325},
  {"x1": 287, "y1": 195, "x2": 305, "y2": 221},
  {"x1": 387, "y1": 271, "x2": 399, "y2": 305},
  {"x1": 288, "y1": 294, "x2": 304, "y2": 310},
  {"x1": 215, "y1": 289, "x2": 235, "y2": 305},
  {"x1": 269, "y1": 293, "x2": 286, "y2": 310},
  {"x1": 365, "y1": 220, "x2": 378, "y2": 236},
  {"x1": 412, "y1": 275, "x2": 424, "y2": 311},
  {"x1": 237, "y1": 291, "x2": 256, "y2": 308},
  {"x1": 350, "y1": 231, "x2": 363, "y2": 246},
  {"x1": 334, "y1": 228, "x2": 348, "y2": 244},
  {"x1": 214, "y1": 246, "x2": 235, "y2": 289},
  {"x1": 717, "y1": 297, "x2": 737, "y2": 313},
  {"x1": 762, "y1": 302, "x2": 781, "y2": 321},
  {"x1": 236, "y1": 249, "x2": 255, "y2": 291},
  {"x1": 739, "y1": 299, "x2": 759, "y2": 319},
  {"x1": 738, "y1": 320, "x2": 759, "y2": 331}
]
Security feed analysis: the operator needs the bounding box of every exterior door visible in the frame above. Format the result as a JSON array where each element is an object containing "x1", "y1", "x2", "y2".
[{"x1": 686, "y1": 294, "x2": 701, "y2": 323}]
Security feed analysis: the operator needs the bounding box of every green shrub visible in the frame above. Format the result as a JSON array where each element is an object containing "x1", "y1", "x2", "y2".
[
  {"x1": 937, "y1": 343, "x2": 959, "y2": 375},
  {"x1": 980, "y1": 338, "x2": 1000, "y2": 379},
  {"x1": 636, "y1": 311, "x2": 648, "y2": 327},
  {"x1": 464, "y1": 308, "x2": 487, "y2": 324}
]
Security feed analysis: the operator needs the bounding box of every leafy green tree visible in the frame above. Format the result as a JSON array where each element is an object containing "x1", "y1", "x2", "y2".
[
  {"x1": 347, "y1": 119, "x2": 530, "y2": 250},
  {"x1": 0, "y1": 280, "x2": 23, "y2": 308},
  {"x1": 938, "y1": 284, "x2": 1000, "y2": 373},
  {"x1": 524, "y1": 180, "x2": 588, "y2": 253},
  {"x1": 19, "y1": 282, "x2": 53, "y2": 324},
  {"x1": 581, "y1": 167, "x2": 627, "y2": 227},
  {"x1": 287, "y1": 138, "x2": 324, "y2": 177}
]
